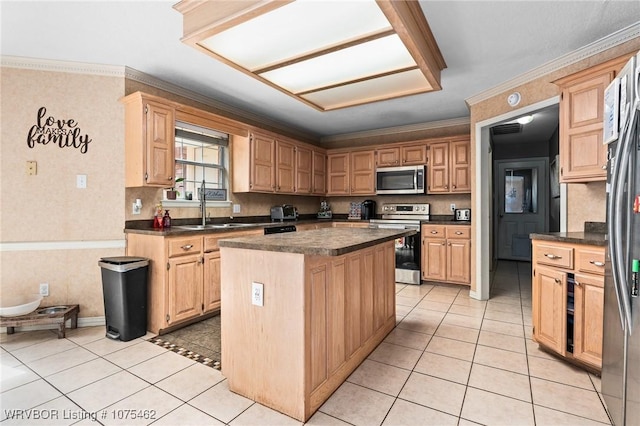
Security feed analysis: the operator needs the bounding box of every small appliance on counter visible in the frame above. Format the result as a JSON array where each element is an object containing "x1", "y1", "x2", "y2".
[
  {"x1": 270, "y1": 204, "x2": 298, "y2": 222},
  {"x1": 361, "y1": 199, "x2": 377, "y2": 220},
  {"x1": 348, "y1": 202, "x2": 362, "y2": 220},
  {"x1": 454, "y1": 208, "x2": 471, "y2": 221},
  {"x1": 317, "y1": 200, "x2": 332, "y2": 219}
]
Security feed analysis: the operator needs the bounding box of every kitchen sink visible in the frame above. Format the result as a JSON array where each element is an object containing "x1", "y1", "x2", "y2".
[{"x1": 174, "y1": 223, "x2": 259, "y2": 231}]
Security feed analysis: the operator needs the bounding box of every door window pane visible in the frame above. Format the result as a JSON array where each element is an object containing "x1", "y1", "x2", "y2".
[{"x1": 504, "y1": 168, "x2": 537, "y2": 214}]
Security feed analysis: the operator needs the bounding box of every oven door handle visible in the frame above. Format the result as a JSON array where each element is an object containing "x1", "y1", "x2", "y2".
[{"x1": 376, "y1": 224, "x2": 407, "y2": 230}]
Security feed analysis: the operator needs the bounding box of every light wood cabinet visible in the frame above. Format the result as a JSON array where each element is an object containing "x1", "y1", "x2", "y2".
[
  {"x1": 122, "y1": 92, "x2": 176, "y2": 188},
  {"x1": 376, "y1": 142, "x2": 428, "y2": 167},
  {"x1": 531, "y1": 239, "x2": 605, "y2": 370},
  {"x1": 233, "y1": 131, "x2": 325, "y2": 195},
  {"x1": 427, "y1": 137, "x2": 470, "y2": 193},
  {"x1": 421, "y1": 225, "x2": 470, "y2": 285},
  {"x1": 555, "y1": 55, "x2": 629, "y2": 182},
  {"x1": 221, "y1": 239, "x2": 395, "y2": 421},
  {"x1": 126, "y1": 229, "x2": 260, "y2": 334},
  {"x1": 326, "y1": 149, "x2": 375, "y2": 195}
]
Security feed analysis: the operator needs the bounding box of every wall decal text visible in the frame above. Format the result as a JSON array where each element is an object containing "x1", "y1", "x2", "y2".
[{"x1": 27, "y1": 107, "x2": 92, "y2": 154}]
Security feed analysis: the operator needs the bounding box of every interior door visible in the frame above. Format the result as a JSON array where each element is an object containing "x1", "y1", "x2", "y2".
[{"x1": 496, "y1": 158, "x2": 548, "y2": 260}]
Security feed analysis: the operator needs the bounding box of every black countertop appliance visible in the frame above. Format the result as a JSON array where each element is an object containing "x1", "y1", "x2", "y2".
[{"x1": 361, "y1": 200, "x2": 377, "y2": 220}]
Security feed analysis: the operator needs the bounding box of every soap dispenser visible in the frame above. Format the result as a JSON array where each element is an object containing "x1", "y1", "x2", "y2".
[{"x1": 163, "y1": 210, "x2": 171, "y2": 228}]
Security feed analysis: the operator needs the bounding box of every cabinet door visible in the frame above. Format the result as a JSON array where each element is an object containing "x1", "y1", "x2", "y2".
[
  {"x1": 401, "y1": 143, "x2": 427, "y2": 165},
  {"x1": 203, "y1": 251, "x2": 221, "y2": 313},
  {"x1": 447, "y1": 239, "x2": 471, "y2": 284},
  {"x1": 350, "y1": 150, "x2": 375, "y2": 194},
  {"x1": 311, "y1": 150, "x2": 326, "y2": 195},
  {"x1": 276, "y1": 139, "x2": 296, "y2": 193},
  {"x1": 168, "y1": 254, "x2": 203, "y2": 324},
  {"x1": 145, "y1": 101, "x2": 175, "y2": 186},
  {"x1": 428, "y1": 142, "x2": 449, "y2": 193},
  {"x1": 360, "y1": 248, "x2": 375, "y2": 345},
  {"x1": 532, "y1": 266, "x2": 566, "y2": 355},
  {"x1": 377, "y1": 147, "x2": 400, "y2": 166},
  {"x1": 250, "y1": 132, "x2": 276, "y2": 192},
  {"x1": 573, "y1": 273, "x2": 604, "y2": 368},
  {"x1": 295, "y1": 145, "x2": 312, "y2": 194},
  {"x1": 450, "y1": 139, "x2": 471, "y2": 192},
  {"x1": 327, "y1": 153, "x2": 350, "y2": 195},
  {"x1": 559, "y1": 71, "x2": 614, "y2": 182},
  {"x1": 422, "y1": 238, "x2": 447, "y2": 281}
]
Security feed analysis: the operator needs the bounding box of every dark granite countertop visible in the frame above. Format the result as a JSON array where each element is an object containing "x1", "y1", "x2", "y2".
[
  {"x1": 529, "y1": 232, "x2": 607, "y2": 246},
  {"x1": 422, "y1": 215, "x2": 471, "y2": 225},
  {"x1": 218, "y1": 228, "x2": 415, "y2": 256}
]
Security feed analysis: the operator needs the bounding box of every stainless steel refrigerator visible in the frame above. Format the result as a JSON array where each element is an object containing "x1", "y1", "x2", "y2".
[{"x1": 602, "y1": 51, "x2": 640, "y2": 426}]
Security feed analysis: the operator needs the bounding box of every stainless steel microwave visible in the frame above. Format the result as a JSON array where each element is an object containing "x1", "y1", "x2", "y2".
[{"x1": 375, "y1": 165, "x2": 426, "y2": 195}]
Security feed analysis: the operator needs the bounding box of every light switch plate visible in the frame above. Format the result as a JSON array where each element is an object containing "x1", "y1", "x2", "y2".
[
  {"x1": 233, "y1": 204, "x2": 241, "y2": 213},
  {"x1": 252, "y1": 282, "x2": 263, "y2": 306},
  {"x1": 76, "y1": 174, "x2": 87, "y2": 189}
]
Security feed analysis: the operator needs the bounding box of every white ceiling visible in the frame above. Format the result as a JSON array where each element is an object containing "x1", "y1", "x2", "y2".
[{"x1": 1, "y1": 1, "x2": 639, "y2": 141}]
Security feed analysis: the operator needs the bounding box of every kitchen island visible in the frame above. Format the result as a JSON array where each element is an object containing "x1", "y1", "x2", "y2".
[{"x1": 218, "y1": 227, "x2": 413, "y2": 422}]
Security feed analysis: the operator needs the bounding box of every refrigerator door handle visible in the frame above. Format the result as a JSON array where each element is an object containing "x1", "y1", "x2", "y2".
[
  {"x1": 613, "y1": 101, "x2": 638, "y2": 332},
  {"x1": 609, "y1": 133, "x2": 627, "y2": 331}
]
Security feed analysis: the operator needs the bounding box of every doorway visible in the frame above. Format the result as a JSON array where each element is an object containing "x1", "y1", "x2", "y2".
[
  {"x1": 494, "y1": 158, "x2": 549, "y2": 260},
  {"x1": 473, "y1": 96, "x2": 564, "y2": 300}
]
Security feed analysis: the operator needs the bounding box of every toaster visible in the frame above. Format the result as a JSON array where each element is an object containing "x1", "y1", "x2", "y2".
[
  {"x1": 270, "y1": 205, "x2": 298, "y2": 221},
  {"x1": 454, "y1": 208, "x2": 471, "y2": 221}
]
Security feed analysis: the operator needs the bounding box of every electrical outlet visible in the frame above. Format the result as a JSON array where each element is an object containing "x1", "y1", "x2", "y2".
[
  {"x1": 252, "y1": 282, "x2": 264, "y2": 306},
  {"x1": 233, "y1": 204, "x2": 241, "y2": 214},
  {"x1": 450, "y1": 203, "x2": 456, "y2": 212},
  {"x1": 132, "y1": 202, "x2": 141, "y2": 215},
  {"x1": 39, "y1": 283, "x2": 49, "y2": 297}
]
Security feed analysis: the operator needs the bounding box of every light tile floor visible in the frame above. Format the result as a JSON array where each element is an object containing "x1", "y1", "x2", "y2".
[{"x1": 0, "y1": 261, "x2": 611, "y2": 425}]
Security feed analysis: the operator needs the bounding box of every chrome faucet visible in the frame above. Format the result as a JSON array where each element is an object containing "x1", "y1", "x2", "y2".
[{"x1": 200, "y1": 180, "x2": 207, "y2": 226}]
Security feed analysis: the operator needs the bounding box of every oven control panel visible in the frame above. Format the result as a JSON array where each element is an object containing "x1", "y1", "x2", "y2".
[{"x1": 381, "y1": 203, "x2": 430, "y2": 214}]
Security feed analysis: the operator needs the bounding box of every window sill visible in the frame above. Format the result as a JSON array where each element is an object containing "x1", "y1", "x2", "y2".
[{"x1": 162, "y1": 200, "x2": 231, "y2": 208}]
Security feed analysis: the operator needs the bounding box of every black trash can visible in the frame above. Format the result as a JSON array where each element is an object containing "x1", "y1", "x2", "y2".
[{"x1": 98, "y1": 256, "x2": 149, "y2": 341}]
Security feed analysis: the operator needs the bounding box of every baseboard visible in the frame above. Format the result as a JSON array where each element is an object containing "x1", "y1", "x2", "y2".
[{"x1": 1, "y1": 316, "x2": 105, "y2": 334}]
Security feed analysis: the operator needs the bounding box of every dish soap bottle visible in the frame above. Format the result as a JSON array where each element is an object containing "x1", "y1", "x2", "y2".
[{"x1": 163, "y1": 210, "x2": 171, "y2": 228}]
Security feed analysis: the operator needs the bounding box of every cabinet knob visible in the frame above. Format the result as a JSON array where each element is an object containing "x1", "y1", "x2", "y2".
[
  {"x1": 554, "y1": 278, "x2": 561, "y2": 284},
  {"x1": 441, "y1": 242, "x2": 446, "y2": 246},
  {"x1": 169, "y1": 176, "x2": 173, "y2": 181},
  {"x1": 453, "y1": 185, "x2": 456, "y2": 189},
  {"x1": 589, "y1": 260, "x2": 605, "y2": 267},
  {"x1": 431, "y1": 231, "x2": 438, "y2": 234},
  {"x1": 181, "y1": 244, "x2": 193, "y2": 250},
  {"x1": 602, "y1": 164, "x2": 608, "y2": 170},
  {"x1": 444, "y1": 186, "x2": 448, "y2": 189},
  {"x1": 575, "y1": 280, "x2": 581, "y2": 286},
  {"x1": 455, "y1": 231, "x2": 463, "y2": 235},
  {"x1": 544, "y1": 253, "x2": 562, "y2": 260}
]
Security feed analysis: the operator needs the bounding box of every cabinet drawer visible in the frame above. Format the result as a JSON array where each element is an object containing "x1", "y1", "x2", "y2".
[
  {"x1": 446, "y1": 226, "x2": 470, "y2": 239},
  {"x1": 205, "y1": 229, "x2": 262, "y2": 252},
  {"x1": 422, "y1": 225, "x2": 446, "y2": 238},
  {"x1": 168, "y1": 237, "x2": 202, "y2": 258},
  {"x1": 535, "y1": 243, "x2": 573, "y2": 269},
  {"x1": 576, "y1": 247, "x2": 606, "y2": 275}
]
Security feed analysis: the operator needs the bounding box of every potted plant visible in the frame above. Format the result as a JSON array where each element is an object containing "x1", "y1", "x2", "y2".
[{"x1": 166, "y1": 178, "x2": 184, "y2": 200}]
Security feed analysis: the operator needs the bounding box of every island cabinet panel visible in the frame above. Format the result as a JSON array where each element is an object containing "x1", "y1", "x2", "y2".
[
  {"x1": 573, "y1": 273, "x2": 604, "y2": 367},
  {"x1": 532, "y1": 266, "x2": 567, "y2": 355},
  {"x1": 220, "y1": 240, "x2": 396, "y2": 422},
  {"x1": 168, "y1": 254, "x2": 202, "y2": 323}
]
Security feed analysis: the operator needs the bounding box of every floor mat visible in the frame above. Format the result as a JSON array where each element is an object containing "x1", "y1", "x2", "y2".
[{"x1": 148, "y1": 315, "x2": 221, "y2": 370}]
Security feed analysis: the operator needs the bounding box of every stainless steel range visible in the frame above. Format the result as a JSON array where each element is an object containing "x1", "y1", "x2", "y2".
[{"x1": 369, "y1": 203, "x2": 429, "y2": 285}]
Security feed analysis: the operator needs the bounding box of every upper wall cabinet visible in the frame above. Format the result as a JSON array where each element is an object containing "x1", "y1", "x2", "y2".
[
  {"x1": 377, "y1": 142, "x2": 428, "y2": 167},
  {"x1": 326, "y1": 150, "x2": 376, "y2": 196},
  {"x1": 122, "y1": 92, "x2": 176, "y2": 188},
  {"x1": 233, "y1": 130, "x2": 326, "y2": 195},
  {"x1": 555, "y1": 55, "x2": 629, "y2": 183},
  {"x1": 427, "y1": 137, "x2": 471, "y2": 194}
]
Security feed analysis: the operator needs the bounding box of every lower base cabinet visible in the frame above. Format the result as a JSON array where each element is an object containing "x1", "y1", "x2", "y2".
[
  {"x1": 421, "y1": 224, "x2": 471, "y2": 285},
  {"x1": 126, "y1": 229, "x2": 260, "y2": 334},
  {"x1": 531, "y1": 239, "x2": 605, "y2": 370}
]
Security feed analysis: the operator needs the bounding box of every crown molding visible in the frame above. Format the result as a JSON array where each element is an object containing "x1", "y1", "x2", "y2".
[
  {"x1": 320, "y1": 116, "x2": 470, "y2": 143},
  {"x1": 466, "y1": 22, "x2": 640, "y2": 106},
  {"x1": 1, "y1": 55, "x2": 126, "y2": 77}
]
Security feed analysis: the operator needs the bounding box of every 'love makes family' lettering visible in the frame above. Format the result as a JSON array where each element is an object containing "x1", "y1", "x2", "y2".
[{"x1": 27, "y1": 107, "x2": 92, "y2": 154}]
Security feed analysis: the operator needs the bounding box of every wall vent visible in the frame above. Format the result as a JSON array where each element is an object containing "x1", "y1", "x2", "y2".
[{"x1": 491, "y1": 123, "x2": 522, "y2": 135}]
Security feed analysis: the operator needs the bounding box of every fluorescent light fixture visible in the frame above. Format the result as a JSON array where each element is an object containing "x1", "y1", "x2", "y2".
[
  {"x1": 174, "y1": 0, "x2": 446, "y2": 111},
  {"x1": 516, "y1": 115, "x2": 534, "y2": 125}
]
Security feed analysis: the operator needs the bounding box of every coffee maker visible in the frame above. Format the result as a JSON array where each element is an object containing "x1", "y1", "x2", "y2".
[{"x1": 361, "y1": 199, "x2": 377, "y2": 220}]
